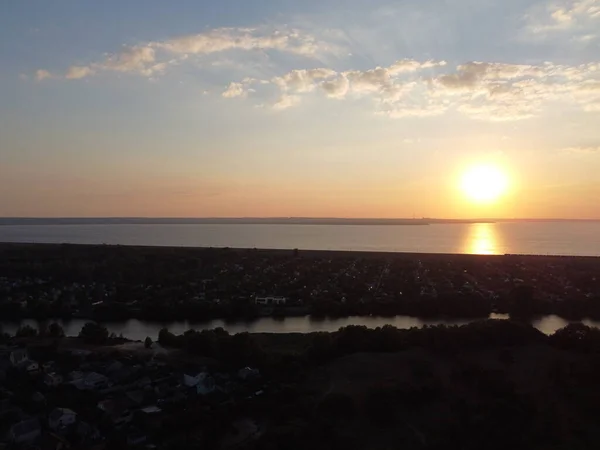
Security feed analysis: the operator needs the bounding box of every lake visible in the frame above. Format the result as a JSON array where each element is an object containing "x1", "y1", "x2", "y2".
[
  {"x1": 1, "y1": 221, "x2": 600, "y2": 256},
  {"x1": 2, "y1": 315, "x2": 600, "y2": 341}
]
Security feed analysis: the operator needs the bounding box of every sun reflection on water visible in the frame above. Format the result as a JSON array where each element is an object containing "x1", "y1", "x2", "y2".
[{"x1": 464, "y1": 223, "x2": 501, "y2": 255}]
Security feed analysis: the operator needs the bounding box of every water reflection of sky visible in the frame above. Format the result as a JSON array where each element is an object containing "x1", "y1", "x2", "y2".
[
  {"x1": 463, "y1": 223, "x2": 502, "y2": 255},
  {"x1": 4, "y1": 315, "x2": 600, "y2": 339}
]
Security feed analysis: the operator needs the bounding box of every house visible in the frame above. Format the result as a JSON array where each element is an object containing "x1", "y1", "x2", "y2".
[
  {"x1": 49, "y1": 408, "x2": 77, "y2": 430},
  {"x1": 69, "y1": 370, "x2": 84, "y2": 381},
  {"x1": 255, "y1": 296, "x2": 287, "y2": 306},
  {"x1": 0, "y1": 398, "x2": 19, "y2": 417},
  {"x1": 108, "y1": 365, "x2": 135, "y2": 383},
  {"x1": 17, "y1": 359, "x2": 39, "y2": 374},
  {"x1": 0, "y1": 359, "x2": 9, "y2": 381},
  {"x1": 98, "y1": 399, "x2": 133, "y2": 427},
  {"x1": 136, "y1": 376, "x2": 151, "y2": 388},
  {"x1": 44, "y1": 372, "x2": 64, "y2": 387},
  {"x1": 31, "y1": 391, "x2": 46, "y2": 404},
  {"x1": 42, "y1": 361, "x2": 57, "y2": 373},
  {"x1": 125, "y1": 390, "x2": 145, "y2": 405},
  {"x1": 9, "y1": 348, "x2": 28, "y2": 366},
  {"x1": 238, "y1": 367, "x2": 260, "y2": 381},
  {"x1": 126, "y1": 428, "x2": 147, "y2": 446},
  {"x1": 183, "y1": 372, "x2": 216, "y2": 395},
  {"x1": 76, "y1": 421, "x2": 102, "y2": 443},
  {"x1": 82, "y1": 372, "x2": 109, "y2": 390},
  {"x1": 140, "y1": 406, "x2": 162, "y2": 415},
  {"x1": 9, "y1": 418, "x2": 41, "y2": 444}
]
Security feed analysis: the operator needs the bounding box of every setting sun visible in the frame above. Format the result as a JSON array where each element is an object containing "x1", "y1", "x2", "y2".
[{"x1": 461, "y1": 165, "x2": 508, "y2": 203}]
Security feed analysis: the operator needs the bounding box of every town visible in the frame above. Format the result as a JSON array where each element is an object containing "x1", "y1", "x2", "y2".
[
  {"x1": 0, "y1": 322, "x2": 271, "y2": 449},
  {"x1": 1, "y1": 243, "x2": 600, "y2": 322},
  {"x1": 3, "y1": 316, "x2": 600, "y2": 449},
  {"x1": 2, "y1": 245, "x2": 600, "y2": 448}
]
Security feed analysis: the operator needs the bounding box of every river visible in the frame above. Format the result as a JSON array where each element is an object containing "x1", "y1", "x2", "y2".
[{"x1": 3, "y1": 314, "x2": 600, "y2": 341}]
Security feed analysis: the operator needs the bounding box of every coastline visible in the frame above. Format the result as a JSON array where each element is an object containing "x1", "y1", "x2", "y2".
[
  {"x1": 2, "y1": 242, "x2": 600, "y2": 331},
  {"x1": 1, "y1": 241, "x2": 600, "y2": 259}
]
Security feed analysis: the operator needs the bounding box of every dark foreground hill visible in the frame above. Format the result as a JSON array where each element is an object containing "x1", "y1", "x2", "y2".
[{"x1": 153, "y1": 320, "x2": 600, "y2": 450}]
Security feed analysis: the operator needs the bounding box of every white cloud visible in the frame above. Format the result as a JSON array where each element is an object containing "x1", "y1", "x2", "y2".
[
  {"x1": 428, "y1": 61, "x2": 600, "y2": 120},
  {"x1": 35, "y1": 69, "x2": 52, "y2": 81},
  {"x1": 321, "y1": 75, "x2": 350, "y2": 99},
  {"x1": 434, "y1": 62, "x2": 546, "y2": 91},
  {"x1": 526, "y1": 0, "x2": 600, "y2": 39},
  {"x1": 154, "y1": 27, "x2": 330, "y2": 57},
  {"x1": 222, "y1": 82, "x2": 247, "y2": 98},
  {"x1": 272, "y1": 94, "x2": 300, "y2": 110},
  {"x1": 389, "y1": 59, "x2": 447, "y2": 74},
  {"x1": 65, "y1": 66, "x2": 95, "y2": 80},
  {"x1": 105, "y1": 46, "x2": 156, "y2": 73},
  {"x1": 229, "y1": 58, "x2": 600, "y2": 121},
  {"x1": 273, "y1": 68, "x2": 337, "y2": 93},
  {"x1": 41, "y1": 27, "x2": 336, "y2": 81},
  {"x1": 261, "y1": 58, "x2": 445, "y2": 106}
]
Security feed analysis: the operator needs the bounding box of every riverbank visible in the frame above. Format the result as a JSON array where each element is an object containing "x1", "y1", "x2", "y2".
[
  {"x1": 4, "y1": 313, "x2": 600, "y2": 342},
  {"x1": 4, "y1": 317, "x2": 600, "y2": 448}
]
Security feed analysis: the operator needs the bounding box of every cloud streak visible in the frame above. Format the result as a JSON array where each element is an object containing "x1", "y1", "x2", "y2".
[
  {"x1": 36, "y1": 27, "x2": 336, "y2": 81},
  {"x1": 562, "y1": 145, "x2": 600, "y2": 154},
  {"x1": 224, "y1": 59, "x2": 600, "y2": 120},
  {"x1": 526, "y1": 0, "x2": 600, "y2": 39}
]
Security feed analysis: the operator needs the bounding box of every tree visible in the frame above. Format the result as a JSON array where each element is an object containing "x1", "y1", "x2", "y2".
[
  {"x1": 158, "y1": 328, "x2": 180, "y2": 347},
  {"x1": 48, "y1": 323, "x2": 65, "y2": 338},
  {"x1": 15, "y1": 324, "x2": 38, "y2": 338},
  {"x1": 144, "y1": 336, "x2": 153, "y2": 349},
  {"x1": 549, "y1": 323, "x2": 600, "y2": 352},
  {"x1": 318, "y1": 393, "x2": 356, "y2": 420},
  {"x1": 78, "y1": 322, "x2": 109, "y2": 344},
  {"x1": 508, "y1": 284, "x2": 538, "y2": 318},
  {"x1": 364, "y1": 385, "x2": 400, "y2": 427}
]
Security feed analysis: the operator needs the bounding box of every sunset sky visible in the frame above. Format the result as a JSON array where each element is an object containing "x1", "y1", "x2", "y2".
[{"x1": 1, "y1": 0, "x2": 599, "y2": 219}]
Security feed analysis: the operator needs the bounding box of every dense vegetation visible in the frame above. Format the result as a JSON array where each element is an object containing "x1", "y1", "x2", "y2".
[
  {"x1": 7, "y1": 319, "x2": 600, "y2": 448},
  {"x1": 154, "y1": 320, "x2": 600, "y2": 449}
]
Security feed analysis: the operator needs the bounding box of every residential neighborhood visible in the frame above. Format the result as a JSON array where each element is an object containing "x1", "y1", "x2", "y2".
[
  {"x1": 1, "y1": 244, "x2": 600, "y2": 321},
  {"x1": 0, "y1": 338, "x2": 268, "y2": 449}
]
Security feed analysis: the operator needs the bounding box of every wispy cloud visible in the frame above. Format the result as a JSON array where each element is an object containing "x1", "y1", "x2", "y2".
[
  {"x1": 35, "y1": 27, "x2": 338, "y2": 81},
  {"x1": 561, "y1": 145, "x2": 600, "y2": 154},
  {"x1": 222, "y1": 82, "x2": 249, "y2": 98},
  {"x1": 35, "y1": 69, "x2": 52, "y2": 81},
  {"x1": 154, "y1": 28, "x2": 332, "y2": 57},
  {"x1": 223, "y1": 59, "x2": 447, "y2": 112},
  {"x1": 65, "y1": 66, "x2": 95, "y2": 80},
  {"x1": 224, "y1": 59, "x2": 600, "y2": 120},
  {"x1": 272, "y1": 94, "x2": 301, "y2": 110},
  {"x1": 525, "y1": 0, "x2": 600, "y2": 39}
]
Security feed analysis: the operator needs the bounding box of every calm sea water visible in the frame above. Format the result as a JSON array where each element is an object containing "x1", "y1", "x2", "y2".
[
  {"x1": 2, "y1": 315, "x2": 600, "y2": 340},
  {"x1": 1, "y1": 222, "x2": 600, "y2": 256}
]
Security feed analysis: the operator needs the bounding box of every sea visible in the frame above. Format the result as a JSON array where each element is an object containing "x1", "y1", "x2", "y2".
[
  {"x1": 2, "y1": 221, "x2": 600, "y2": 340},
  {"x1": 1, "y1": 221, "x2": 600, "y2": 256}
]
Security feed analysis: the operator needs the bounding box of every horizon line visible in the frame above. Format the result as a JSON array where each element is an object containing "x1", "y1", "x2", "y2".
[{"x1": 2, "y1": 217, "x2": 600, "y2": 222}]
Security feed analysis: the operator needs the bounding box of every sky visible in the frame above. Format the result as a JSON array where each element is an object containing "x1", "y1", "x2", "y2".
[{"x1": 1, "y1": 0, "x2": 599, "y2": 219}]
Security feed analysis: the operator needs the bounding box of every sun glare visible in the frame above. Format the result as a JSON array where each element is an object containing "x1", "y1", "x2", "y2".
[{"x1": 461, "y1": 164, "x2": 508, "y2": 203}]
